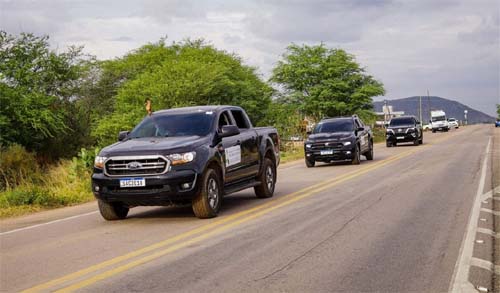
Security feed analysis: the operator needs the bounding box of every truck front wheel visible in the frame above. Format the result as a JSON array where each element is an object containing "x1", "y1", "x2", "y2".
[
  {"x1": 192, "y1": 168, "x2": 222, "y2": 219},
  {"x1": 305, "y1": 158, "x2": 315, "y2": 168},
  {"x1": 98, "y1": 199, "x2": 129, "y2": 221},
  {"x1": 254, "y1": 157, "x2": 276, "y2": 198}
]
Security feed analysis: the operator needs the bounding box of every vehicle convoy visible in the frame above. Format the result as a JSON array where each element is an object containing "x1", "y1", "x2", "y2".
[
  {"x1": 447, "y1": 117, "x2": 459, "y2": 129},
  {"x1": 430, "y1": 110, "x2": 449, "y2": 132},
  {"x1": 92, "y1": 106, "x2": 280, "y2": 220},
  {"x1": 386, "y1": 116, "x2": 423, "y2": 147},
  {"x1": 303, "y1": 115, "x2": 373, "y2": 167}
]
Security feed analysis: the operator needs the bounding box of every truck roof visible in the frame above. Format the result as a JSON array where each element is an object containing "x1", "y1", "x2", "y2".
[{"x1": 154, "y1": 105, "x2": 241, "y2": 115}]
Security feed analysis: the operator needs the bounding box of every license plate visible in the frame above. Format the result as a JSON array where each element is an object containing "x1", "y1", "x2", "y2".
[
  {"x1": 119, "y1": 178, "x2": 145, "y2": 188},
  {"x1": 397, "y1": 136, "x2": 405, "y2": 140},
  {"x1": 320, "y1": 150, "x2": 334, "y2": 155}
]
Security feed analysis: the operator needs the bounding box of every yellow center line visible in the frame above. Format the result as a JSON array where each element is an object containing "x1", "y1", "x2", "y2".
[
  {"x1": 24, "y1": 131, "x2": 462, "y2": 292},
  {"x1": 55, "y1": 149, "x2": 417, "y2": 292}
]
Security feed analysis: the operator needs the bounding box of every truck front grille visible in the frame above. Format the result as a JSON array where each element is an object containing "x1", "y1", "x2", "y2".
[
  {"x1": 311, "y1": 141, "x2": 343, "y2": 151},
  {"x1": 104, "y1": 156, "x2": 169, "y2": 177}
]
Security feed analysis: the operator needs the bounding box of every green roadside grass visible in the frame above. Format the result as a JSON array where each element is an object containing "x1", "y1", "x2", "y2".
[{"x1": 0, "y1": 160, "x2": 95, "y2": 218}]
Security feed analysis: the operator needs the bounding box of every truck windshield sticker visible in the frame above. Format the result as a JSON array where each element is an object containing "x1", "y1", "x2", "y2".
[{"x1": 225, "y1": 146, "x2": 241, "y2": 167}]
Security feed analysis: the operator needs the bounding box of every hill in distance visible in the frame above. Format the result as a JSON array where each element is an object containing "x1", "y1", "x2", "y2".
[{"x1": 373, "y1": 96, "x2": 495, "y2": 124}]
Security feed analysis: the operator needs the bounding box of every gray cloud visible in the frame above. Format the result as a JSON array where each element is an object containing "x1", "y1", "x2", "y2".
[{"x1": 0, "y1": 0, "x2": 498, "y2": 116}]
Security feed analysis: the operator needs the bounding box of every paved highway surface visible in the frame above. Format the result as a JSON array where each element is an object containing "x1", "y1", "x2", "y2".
[{"x1": 1, "y1": 125, "x2": 497, "y2": 292}]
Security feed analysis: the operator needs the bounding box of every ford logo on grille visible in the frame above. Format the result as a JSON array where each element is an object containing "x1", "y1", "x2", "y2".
[{"x1": 127, "y1": 161, "x2": 142, "y2": 169}]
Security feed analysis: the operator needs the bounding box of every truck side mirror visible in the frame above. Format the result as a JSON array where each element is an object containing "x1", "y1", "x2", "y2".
[
  {"x1": 219, "y1": 125, "x2": 240, "y2": 138},
  {"x1": 357, "y1": 127, "x2": 365, "y2": 131},
  {"x1": 118, "y1": 131, "x2": 130, "y2": 141}
]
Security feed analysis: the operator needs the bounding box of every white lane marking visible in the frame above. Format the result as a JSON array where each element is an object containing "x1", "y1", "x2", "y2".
[
  {"x1": 470, "y1": 257, "x2": 500, "y2": 275},
  {"x1": 449, "y1": 137, "x2": 491, "y2": 293},
  {"x1": 0, "y1": 211, "x2": 98, "y2": 236},
  {"x1": 477, "y1": 228, "x2": 500, "y2": 238},
  {"x1": 480, "y1": 208, "x2": 500, "y2": 216}
]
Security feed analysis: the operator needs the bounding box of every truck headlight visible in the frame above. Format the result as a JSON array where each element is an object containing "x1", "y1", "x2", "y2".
[
  {"x1": 168, "y1": 152, "x2": 196, "y2": 165},
  {"x1": 305, "y1": 143, "x2": 312, "y2": 148},
  {"x1": 343, "y1": 141, "x2": 352, "y2": 146},
  {"x1": 94, "y1": 156, "x2": 107, "y2": 169}
]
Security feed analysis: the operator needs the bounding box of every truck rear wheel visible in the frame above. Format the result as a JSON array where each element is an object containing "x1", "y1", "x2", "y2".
[
  {"x1": 98, "y1": 199, "x2": 129, "y2": 221},
  {"x1": 364, "y1": 140, "x2": 374, "y2": 160},
  {"x1": 192, "y1": 168, "x2": 222, "y2": 219},
  {"x1": 351, "y1": 144, "x2": 361, "y2": 165},
  {"x1": 254, "y1": 157, "x2": 276, "y2": 198}
]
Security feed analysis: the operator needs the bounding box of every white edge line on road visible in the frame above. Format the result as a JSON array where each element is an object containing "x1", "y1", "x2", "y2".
[
  {"x1": 449, "y1": 137, "x2": 491, "y2": 293},
  {"x1": 0, "y1": 211, "x2": 98, "y2": 236}
]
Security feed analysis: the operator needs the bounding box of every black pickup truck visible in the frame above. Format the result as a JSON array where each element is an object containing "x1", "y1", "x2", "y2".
[
  {"x1": 385, "y1": 115, "x2": 423, "y2": 147},
  {"x1": 92, "y1": 106, "x2": 280, "y2": 220},
  {"x1": 303, "y1": 115, "x2": 373, "y2": 167}
]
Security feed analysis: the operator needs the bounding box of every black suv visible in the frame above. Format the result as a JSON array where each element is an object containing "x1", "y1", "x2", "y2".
[
  {"x1": 304, "y1": 115, "x2": 374, "y2": 167},
  {"x1": 386, "y1": 116, "x2": 423, "y2": 147}
]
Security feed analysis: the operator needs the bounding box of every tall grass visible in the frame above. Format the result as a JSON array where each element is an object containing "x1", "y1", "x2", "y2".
[{"x1": 0, "y1": 145, "x2": 96, "y2": 218}]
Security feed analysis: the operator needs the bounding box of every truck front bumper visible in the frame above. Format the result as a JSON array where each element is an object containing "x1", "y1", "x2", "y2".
[
  {"x1": 305, "y1": 147, "x2": 355, "y2": 162},
  {"x1": 386, "y1": 133, "x2": 418, "y2": 143},
  {"x1": 92, "y1": 170, "x2": 200, "y2": 206}
]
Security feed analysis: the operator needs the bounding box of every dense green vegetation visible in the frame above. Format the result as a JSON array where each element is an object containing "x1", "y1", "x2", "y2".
[{"x1": 0, "y1": 32, "x2": 384, "y2": 217}]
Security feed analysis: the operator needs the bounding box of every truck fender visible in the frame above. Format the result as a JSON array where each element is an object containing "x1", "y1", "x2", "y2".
[{"x1": 258, "y1": 138, "x2": 277, "y2": 176}]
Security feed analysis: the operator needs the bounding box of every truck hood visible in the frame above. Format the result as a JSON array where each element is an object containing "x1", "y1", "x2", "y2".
[
  {"x1": 308, "y1": 132, "x2": 353, "y2": 141},
  {"x1": 100, "y1": 136, "x2": 209, "y2": 156}
]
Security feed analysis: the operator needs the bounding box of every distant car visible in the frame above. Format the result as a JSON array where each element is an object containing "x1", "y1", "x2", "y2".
[
  {"x1": 448, "y1": 118, "x2": 459, "y2": 129},
  {"x1": 496, "y1": 119, "x2": 500, "y2": 127},
  {"x1": 386, "y1": 116, "x2": 423, "y2": 147},
  {"x1": 304, "y1": 115, "x2": 373, "y2": 167}
]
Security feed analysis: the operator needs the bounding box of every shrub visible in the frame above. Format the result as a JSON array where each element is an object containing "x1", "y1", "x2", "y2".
[{"x1": 0, "y1": 144, "x2": 42, "y2": 190}]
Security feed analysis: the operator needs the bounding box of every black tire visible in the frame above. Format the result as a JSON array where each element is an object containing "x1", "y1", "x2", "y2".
[
  {"x1": 98, "y1": 199, "x2": 129, "y2": 221},
  {"x1": 432, "y1": 129, "x2": 436, "y2": 133},
  {"x1": 413, "y1": 137, "x2": 419, "y2": 146},
  {"x1": 305, "y1": 158, "x2": 315, "y2": 168},
  {"x1": 364, "y1": 140, "x2": 374, "y2": 160},
  {"x1": 419, "y1": 135, "x2": 423, "y2": 144},
  {"x1": 192, "y1": 168, "x2": 222, "y2": 219},
  {"x1": 352, "y1": 144, "x2": 361, "y2": 165},
  {"x1": 254, "y1": 157, "x2": 276, "y2": 198},
  {"x1": 386, "y1": 141, "x2": 392, "y2": 148}
]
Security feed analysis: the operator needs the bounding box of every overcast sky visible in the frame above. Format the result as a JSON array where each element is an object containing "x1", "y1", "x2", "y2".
[{"x1": 1, "y1": 0, "x2": 499, "y2": 116}]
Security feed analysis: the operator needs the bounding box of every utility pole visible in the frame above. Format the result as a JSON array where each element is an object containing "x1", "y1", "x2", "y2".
[
  {"x1": 427, "y1": 89, "x2": 431, "y2": 122},
  {"x1": 419, "y1": 96, "x2": 422, "y2": 124}
]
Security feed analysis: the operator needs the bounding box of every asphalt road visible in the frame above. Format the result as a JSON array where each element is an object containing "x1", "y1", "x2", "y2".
[{"x1": 0, "y1": 125, "x2": 495, "y2": 292}]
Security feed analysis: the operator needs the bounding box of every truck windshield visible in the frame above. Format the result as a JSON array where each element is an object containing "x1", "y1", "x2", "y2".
[
  {"x1": 432, "y1": 116, "x2": 446, "y2": 122},
  {"x1": 389, "y1": 117, "x2": 414, "y2": 127},
  {"x1": 129, "y1": 112, "x2": 214, "y2": 138},
  {"x1": 313, "y1": 120, "x2": 353, "y2": 133}
]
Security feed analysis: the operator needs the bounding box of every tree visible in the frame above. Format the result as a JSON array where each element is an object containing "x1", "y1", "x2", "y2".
[
  {"x1": 271, "y1": 44, "x2": 385, "y2": 122},
  {"x1": 0, "y1": 31, "x2": 89, "y2": 159},
  {"x1": 93, "y1": 39, "x2": 272, "y2": 146}
]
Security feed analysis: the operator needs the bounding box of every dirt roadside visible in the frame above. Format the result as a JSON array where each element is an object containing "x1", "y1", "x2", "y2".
[{"x1": 492, "y1": 127, "x2": 500, "y2": 291}]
